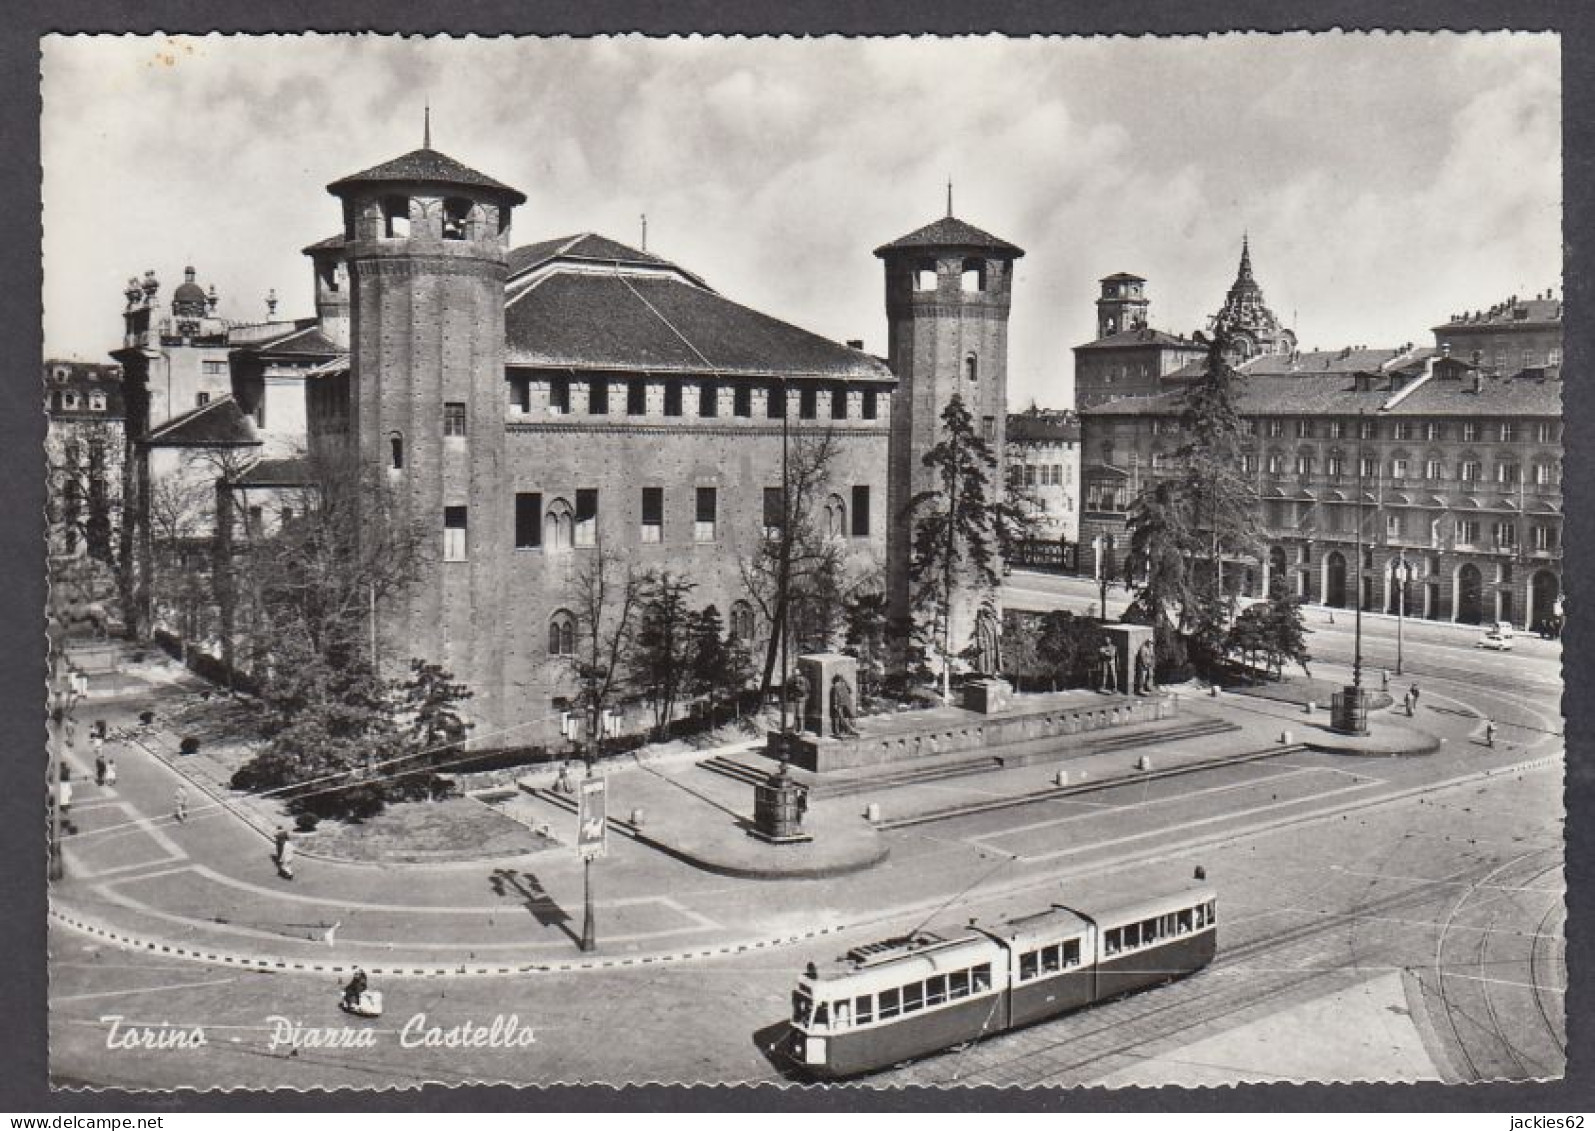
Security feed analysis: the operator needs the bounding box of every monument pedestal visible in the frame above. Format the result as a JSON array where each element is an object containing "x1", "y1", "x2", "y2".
[
  {"x1": 749, "y1": 764, "x2": 812, "y2": 844},
  {"x1": 963, "y1": 677, "x2": 1013, "y2": 714}
]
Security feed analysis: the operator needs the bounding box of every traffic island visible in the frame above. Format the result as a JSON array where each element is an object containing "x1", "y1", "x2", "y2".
[{"x1": 1297, "y1": 718, "x2": 1441, "y2": 758}]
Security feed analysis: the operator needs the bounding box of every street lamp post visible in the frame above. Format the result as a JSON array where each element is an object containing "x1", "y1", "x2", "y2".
[
  {"x1": 777, "y1": 375, "x2": 792, "y2": 758},
  {"x1": 1395, "y1": 553, "x2": 1411, "y2": 676}
]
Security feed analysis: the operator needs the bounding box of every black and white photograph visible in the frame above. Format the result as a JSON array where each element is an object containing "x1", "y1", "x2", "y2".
[{"x1": 39, "y1": 30, "x2": 1567, "y2": 1092}]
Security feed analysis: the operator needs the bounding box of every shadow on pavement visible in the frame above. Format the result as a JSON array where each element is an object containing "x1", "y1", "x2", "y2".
[{"x1": 488, "y1": 867, "x2": 579, "y2": 945}]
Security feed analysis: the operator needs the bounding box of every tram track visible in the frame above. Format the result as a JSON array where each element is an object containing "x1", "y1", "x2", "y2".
[{"x1": 1529, "y1": 891, "x2": 1568, "y2": 1059}]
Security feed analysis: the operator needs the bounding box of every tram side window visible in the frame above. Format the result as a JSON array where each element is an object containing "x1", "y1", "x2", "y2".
[
  {"x1": 878, "y1": 987, "x2": 901, "y2": 1020},
  {"x1": 813, "y1": 1002, "x2": 829, "y2": 1029},
  {"x1": 973, "y1": 963, "x2": 992, "y2": 992},
  {"x1": 949, "y1": 970, "x2": 970, "y2": 999},
  {"x1": 903, "y1": 983, "x2": 924, "y2": 1014},
  {"x1": 1104, "y1": 928, "x2": 1121, "y2": 956},
  {"x1": 1208, "y1": 900, "x2": 1217, "y2": 923},
  {"x1": 1177, "y1": 909, "x2": 1193, "y2": 935},
  {"x1": 855, "y1": 995, "x2": 873, "y2": 1025},
  {"x1": 1123, "y1": 923, "x2": 1141, "y2": 950},
  {"x1": 1020, "y1": 951, "x2": 1039, "y2": 981},
  {"x1": 1064, "y1": 939, "x2": 1081, "y2": 967},
  {"x1": 1041, "y1": 943, "x2": 1062, "y2": 974},
  {"x1": 1195, "y1": 904, "x2": 1207, "y2": 929},
  {"x1": 833, "y1": 1000, "x2": 851, "y2": 1029},
  {"x1": 926, "y1": 975, "x2": 948, "y2": 1006}
]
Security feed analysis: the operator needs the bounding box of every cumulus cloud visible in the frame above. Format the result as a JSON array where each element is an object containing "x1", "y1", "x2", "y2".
[{"x1": 42, "y1": 32, "x2": 1560, "y2": 408}]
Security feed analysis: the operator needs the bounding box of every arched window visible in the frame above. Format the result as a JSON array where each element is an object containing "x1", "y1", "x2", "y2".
[
  {"x1": 913, "y1": 259, "x2": 938, "y2": 292},
  {"x1": 824, "y1": 494, "x2": 847, "y2": 539},
  {"x1": 389, "y1": 432, "x2": 404, "y2": 471},
  {"x1": 729, "y1": 600, "x2": 757, "y2": 642},
  {"x1": 442, "y1": 197, "x2": 473, "y2": 240},
  {"x1": 548, "y1": 609, "x2": 576, "y2": 657},
  {"x1": 544, "y1": 497, "x2": 575, "y2": 551},
  {"x1": 383, "y1": 196, "x2": 411, "y2": 238},
  {"x1": 965, "y1": 353, "x2": 979, "y2": 384},
  {"x1": 961, "y1": 258, "x2": 987, "y2": 293}
]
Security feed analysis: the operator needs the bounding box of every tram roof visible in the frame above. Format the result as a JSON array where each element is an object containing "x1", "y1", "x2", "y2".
[
  {"x1": 976, "y1": 905, "x2": 1093, "y2": 950},
  {"x1": 804, "y1": 930, "x2": 998, "y2": 988},
  {"x1": 1059, "y1": 885, "x2": 1217, "y2": 929}
]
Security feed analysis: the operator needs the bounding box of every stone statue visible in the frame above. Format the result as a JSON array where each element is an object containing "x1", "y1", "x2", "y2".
[
  {"x1": 831, "y1": 674, "x2": 859, "y2": 737},
  {"x1": 786, "y1": 670, "x2": 810, "y2": 735},
  {"x1": 1097, "y1": 641, "x2": 1119, "y2": 694},
  {"x1": 1134, "y1": 638, "x2": 1157, "y2": 696},
  {"x1": 973, "y1": 606, "x2": 1003, "y2": 676}
]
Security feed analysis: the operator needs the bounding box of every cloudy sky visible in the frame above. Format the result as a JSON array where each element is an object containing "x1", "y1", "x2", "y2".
[{"x1": 42, "y1": 33, "x2": 1560, "y2": 407}]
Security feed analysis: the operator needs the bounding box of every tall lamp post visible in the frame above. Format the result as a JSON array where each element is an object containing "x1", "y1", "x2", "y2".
[
  {"x1": 1394, "y1": 552, "x2": 1412, "y2": 676},
  {"x1": 777, "y1": 375, "x2": 792, "y2": 756},
  {"x1": 1334, "y1": 411, "x2": 1370, "y2": 736}
]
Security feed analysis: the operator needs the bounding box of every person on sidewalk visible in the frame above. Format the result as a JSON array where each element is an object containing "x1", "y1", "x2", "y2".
[
  {"x1": 1409, "y1": 682, "x2": 1421, "y2": 710},
  {"x1": 1403, "y1": 691, "x2": 1414, "y2": 718},
  {"x1": 274, "y1": 827, "x2": 291, "y2": 865},
  {"x1": 1485, "y1": 719, "x2": 1496, "y2": 748},
  {"x1": 94, "y1": 749, "x2": 108, "y2": 787},
  {"x1": 172, "y1": 786, "x2": 188, "y2": 822}
]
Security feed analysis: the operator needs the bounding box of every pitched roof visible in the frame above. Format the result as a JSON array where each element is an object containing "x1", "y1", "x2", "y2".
[
  {"x1": 143, "y1": 396, "x2": 259, "y2": 446},
  {"x1": 1100, "y1": 272, "x2": 1146, "y2": 283},
  {"x1": 1162, "y1": 347, "x2": 1427, "y2": 382},
  {"x1": 327, "y1": 146, "x2": 526, "y2": 205},
  {"x1": 505, "y1": 269, "x2": 892, "y2": 381},
  {"x1": 1080, "y1": 369, "x2": 1562, "y2": 419},
  {"x1": 874, "y1": 215, "x2": 1024, "y2": 258},
  {"x1": 1434, "y1": 296, "x2": 1562, "y2": 331},
  {"x1": 302, "y1": 233, "x2": 344, "y2": 255},
  {"x1": 1076, "y1": 327, "x2": 1202, "y2": 353},
  {"x1": 234, "y1": 324, "x2": 343, "y2": 359},
  {"x1": 508, "y1": 233, "x2": 677, "y2": 277},
  {"x1": 1007, "y1": 410, "x2": 1080, "y2": 442},
  {"x1": 232, "y1": 456, "x2": 312, "y2": 487}
]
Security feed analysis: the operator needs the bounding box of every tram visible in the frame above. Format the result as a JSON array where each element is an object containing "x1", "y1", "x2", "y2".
[{"x1": 786, "y1": 884, "x2": 1217, "y2": 1079}]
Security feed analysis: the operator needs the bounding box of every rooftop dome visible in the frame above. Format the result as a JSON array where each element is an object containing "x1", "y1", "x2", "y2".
[{"x1": 172, "y1": 266, "x2": 208, "y2": 314}]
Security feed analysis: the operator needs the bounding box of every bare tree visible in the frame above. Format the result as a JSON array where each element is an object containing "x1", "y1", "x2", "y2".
[
  {"x1": 564, "y1": 539, "x2": 648, "y2": 752},
  {"x1": 738, "y1": 428, "x2": 848, "y2": 698}
]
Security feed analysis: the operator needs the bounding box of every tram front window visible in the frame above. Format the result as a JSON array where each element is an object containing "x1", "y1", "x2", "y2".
[
  {"x1": 813, "y1": 1002, "x2": 830, "y2": 1030},
  {"x1": 792, "y1": 989, "x2": 812, "y2": 1026}
]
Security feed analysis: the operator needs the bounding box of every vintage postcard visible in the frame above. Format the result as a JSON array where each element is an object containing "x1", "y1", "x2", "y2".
[{"x1": 41, "y1": 31, "x2": 1565, "y2": 1091}]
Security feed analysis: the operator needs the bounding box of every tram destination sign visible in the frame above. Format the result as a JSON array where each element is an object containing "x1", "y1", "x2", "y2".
[{"x1": 577, "y1": 776, "x2": 608, "y2": 860}]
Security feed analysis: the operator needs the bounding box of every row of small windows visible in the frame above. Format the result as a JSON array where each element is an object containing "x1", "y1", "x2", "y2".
[
  {"x1": 1102, "y1": 901, "x2": 1215, "y2": 958},
  {"x1": 497, "y1": 485, "x2": 875, "y2": 554},
  {"x1": 1241, "y1": 418, "x2": 1560, "y2": 444},
  {"x1": 548, "y1": 598, "x2": 760, "y2": 658},
  {"x1": 1016, "y1": 464, "x2": 1069, "y2": 488},
  {"x1": 795, "y1": 962, "x2": 996, "y2": 1033},
  {"x1": 520, "y1": 377, "x2": 882, "y2": 422},
  {"x1": 1243, "y1": 452, "x2": 1559, "y2": 486},
  {"x1": 1258, "y1": 502, "x2": 1560, "y2": 551},
  {"x1": 48, "y1": 391, "x2": 109, "y2": 412}
]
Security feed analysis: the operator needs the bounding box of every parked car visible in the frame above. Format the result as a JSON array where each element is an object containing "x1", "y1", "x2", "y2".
[
  {"x1": 1476, "y1": 631, "x2": 1515, "y2": 651},
  {"x1": 1489, "y1": 620, "x2": 1517, "y2": 639}
]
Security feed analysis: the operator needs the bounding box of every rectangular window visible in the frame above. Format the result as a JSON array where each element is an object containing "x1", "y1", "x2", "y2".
[
  {"x1": 972, "y1": 963, "x2": 992, "y2": 992},
  {"x1": 1295, "y1": 454, "x2": 1312, "y2": 477},
  {"x1": 515, "y1": 492, "x2": 542, "y2": 549},
  {"x1": 1019, "y1": 951, "x2": 1038, "y2": 981},
  {"x1": 202, "y1": 360, "x2": 227, "y2": 375},
  {"x1": 1496, "y1": 463, "x2": 1518, "y2": 484},
  {"x1": 641, "y1": 487, "x2": 663, "y2": 544},
  {"x1": 949, "y1": 970, "x2": 970, "y2": 999},
  {"x1": 1500, "y1": 422, "x2": 1516, "y2": 443},
  {"x1": 1296, "y1": 419, "x2": 1311, "y2": 439},
  {"x1": 444, "y1": 401, "x2": 467, "y2": 437},
  {"x1": 982, "y1": 416, "x2": 996, "y2": 441},
  {"x1": 1328, "y1": 420, "x2": 1344, "y2": 440},
  {"x1": 1461, "y1": 460, "x2": 1480, "y2": 482},
  {"x1": 1459, "y1": 520, "x2": 1480, "y2": 545},
  {"x1": 550, "y1": 378, "x2": 570, "y2": 415},
  {"x1": 1426, "y1": 459, "x2": 1442, "y2": 481},
  {"x1": 855, "y1": 995, "x2": 873, "y2": 1025},
  {"x1": 902, "y1": 983, "x2": 924, "y2": 1014},
  {"x1": 734, "y1": 384, "x2": 752, "y2": 417},
  {"x1": 1360, "y1": 456, "x2": 1377, "y2": 479},
  {"x1": 1359, "y1": 419, "x2": 1376, "y2": 440},
  {"x1": 575, "y1": 489, "x2": 598, "y2": 547},
  {"x1": 1267, "y1": 420, "x2": 1282, "y2": 438},
  {"x1": 589, "y1": 379, "x2": 609, "y2": 415},
  {"x1": 767, "y1": 383, "x2": 786, "y2": 419},
  {"x1": 1392, "y1": 458, "x2": 1408, "y2": 480},
  {"x1": 512, "y1": 376, "x2": 531, "y2": 414},
  {"x1": 1463, "y1": 422, "x2": 1479, "y2": 443},
  {"x1": 1426, "y1": 421, "x2": 1441, "y2": 442},
  {"x1": 877, "y1": 987, "x2": 900, "y2": 1020},
  {"x1": 1534, "y1": 463, "x2": 1553, "y2": 485},
  {"x1": 862, "y1": 389, "x2": 878, "y2": 420},
  {"x1": 1104, "y1": 928, "x2": 1121, "y2": 957},
  {"x1": 196, "y1": 391, "x2": 211, "y2": 407},
  {"x1": 925, "y1": 975, "x2": 947, "y2": 1006},
  {"x1": 1386, "y1": 513, "x2": 1402, "y2": 539},
  {"x1": 1549, "y1": 347, "x2": 1563, "y2": 367},
  {"x1": 1393, "y1": 421, "x2": 1412, "y2": 441},
  {"x1": 627, "y1": 380, "x2": 647, "y2": 415},
  {"x1": 1495, "y1": 521, "x2": 1517, "y2": 548},
  {"x1": 1241, "y1": 454, "x2": 1256, "y2": 474},
  {"x1": 1536, "y1": 421, "x2": 1556, "y2": 443},
  {"x1": 664, "y1": 382, "x2": 682, "y2": 417},
  {"x1": 1533, "y1": 525, "x2": 1556, "y2": 552},
  {"x1": 799, "y1": 387, "x2": 817, "y2": 419},
  {"x1": 444, "y1": 506, "x2": 468, "y2": 561},
  {"x1": 851, "y1": 485, "x2": 871, "y2": 537},
  {"x1": 695, "y1": 487, "x2": 717, "y2": 543},
  {"x1": 1064, "y1": 939, "x2": 1081, "y2": 967},
  {"x1": 764, "y1": 487, "x2": 785, "y2": 533},
  {"x1": 1326, "y1": 455, "x2": 1343, "y2": 479},
  {"x1": 699, "y1": 381, "x2": 718, "y2": 418},
  {"x1": 830, "y1": 385, "x2": 848, "y2": 420}
]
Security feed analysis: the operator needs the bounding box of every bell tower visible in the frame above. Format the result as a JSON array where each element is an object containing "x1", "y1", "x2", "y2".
[
  {"x1": 327, "y1": 139, "x2": 526, "y2": 736},
  {"x1": 875, "y1": 211, "x2": 1024, "y2": 672},
  {"x1": 1096, "y1": 272, "x2": 1149, "y2": 339}
]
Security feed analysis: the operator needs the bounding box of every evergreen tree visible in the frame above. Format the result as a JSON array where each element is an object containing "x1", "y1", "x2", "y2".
[{"x1": 908, "y1": 394, "x2": 1022, "y2": 701}]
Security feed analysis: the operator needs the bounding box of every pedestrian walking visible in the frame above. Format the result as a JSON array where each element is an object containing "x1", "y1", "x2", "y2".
[
  {"x1": 1403, "y1": 691, "x2": 1414, "y2": 718},
  {"x1": 274, "y1": 826, "x2": 291, "y2": 863},
  {"x1": 173, "y1": 786, "x2": 188, "y2": 823},
  {"x1": 1485, "y1": 719, "x2": 1496, "y2": 748},
  {"x1": 1409, "y1": 682, "x2": 1420, "y2": 709},
  {"x1": 94, "y1": 749, "x2": 108, "y2": 787}
]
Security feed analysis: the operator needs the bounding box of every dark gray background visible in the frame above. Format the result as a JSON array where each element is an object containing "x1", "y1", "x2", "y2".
[{"x1": 5, "y1": 0, "x2": 1586, "y2": 1113}]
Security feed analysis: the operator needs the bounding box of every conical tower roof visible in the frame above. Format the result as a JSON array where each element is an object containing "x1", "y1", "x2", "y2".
[
  {"x1": 874, "y1": 215, "x2": 1024, "y2": 259},
  {"x1": 328, "y1": 146, "x2": 526, "y2": 206}
]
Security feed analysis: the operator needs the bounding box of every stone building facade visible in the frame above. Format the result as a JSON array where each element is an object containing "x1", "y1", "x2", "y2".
[
  {"x1": 1006, "y1": 406, "x2": 1080, "y2": 544},
  {"x1": 44, "y1": 359, "x2": 125, "y2": 563},
  {"x1": 1074, "y1": 273, "x2": 1206, "y2": 410},
  {"x1": 1079, "y1": 341, "x2": 1563, "y2": 631}
]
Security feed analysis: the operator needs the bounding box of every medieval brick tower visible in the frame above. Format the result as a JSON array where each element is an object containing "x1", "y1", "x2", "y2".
[
  {"x1": 327, "y1": 140, "x2": 526, "y2": 740},
  {"x1": 876, "y1": 210, "x2": 1024, "y2": 673}
]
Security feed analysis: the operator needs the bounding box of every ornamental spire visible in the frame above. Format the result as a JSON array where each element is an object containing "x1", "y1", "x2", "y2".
[{"x1": 423, "y1": 102, "x2": 431, "y2": 149}]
